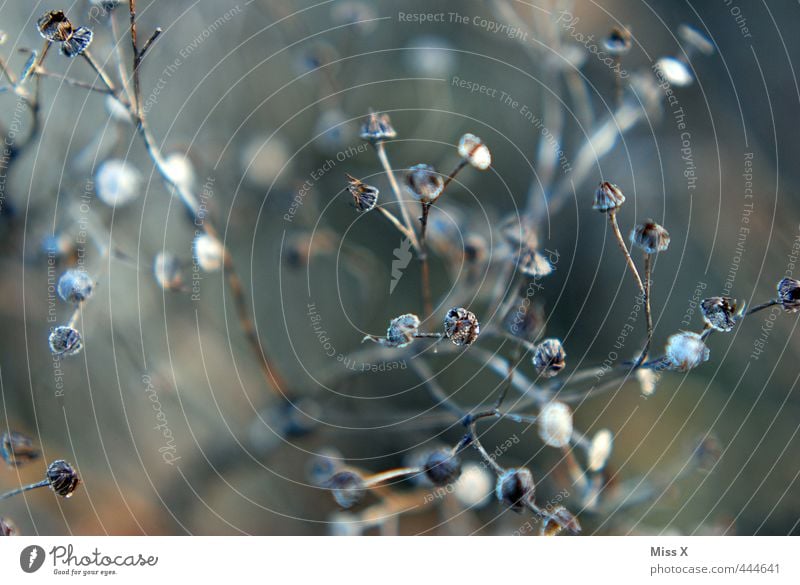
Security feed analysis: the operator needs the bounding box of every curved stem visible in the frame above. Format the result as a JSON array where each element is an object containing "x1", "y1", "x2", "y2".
[
  {"x1": 635, "y1": 253, "x2": 653, "y2": 367},
  {"x1": 608, "y1": 211, "x2": 645, "y2": 295},
  {"x1": 0, "y1": 479, "x2": 49, "y2": 501},
  {"x1": 374, "y1": 142, "x2": 419, "y2": 251},
  {"x1": 419, "y1": 202, "x2": 433, "y2": 318}
]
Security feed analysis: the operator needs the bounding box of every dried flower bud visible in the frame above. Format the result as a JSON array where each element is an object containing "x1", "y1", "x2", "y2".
[
  {"x1": 495, "y1": 467, "x2": 535, "y2": 511},
  {"x1": 153, "y1": 252, "x2": 183, "y2": 290},
  {"x1": 593, "y1": 181, "x2": 625, "y2": 212},
  {"x1": 603, "y1": 27, "x2": 632, "y2": 55},
  {"x1": 385, "y1": 313, "x2": 420, "y2": 348},
  {"x1": 538, "y1": 401, "x2": 573, "y2": 448},
  {"x1": 359, "y1": 111, "x2": 396, "y2": 142},
  {"x1": 678, "y1": 24, "x2": 714, "y2": 56},
  {"x1": 532, "y1": 338, "x2": 566, "y2": 378},
  {"x1": 96, "y1": 159, "x2": 142, "y2": 207},
  {"x1": 453, "y1": 462, "x2": 493, "y2": 508},
  {"x1": 37, "y1": 10, "x2": 73, "y2": 42},
  {"x1": 57, "y1": 268, "x2": 94, "y2": 304},
  {"x1": 422, "y1": 449, "x2": 462, "y2": 486},
  {"x1": 345, "y1": 173, "x2": 379, "y2": 212},
  {"x1": 457, "y1": 133, "x2": 491, "y2": 170},
  {"x1": 405, "y1": 164, "x2": 444, "y2": 204},
  {"x1": 61, "y1": 26, "x2": 93, "y2": 58},
  {"x1": 630, "y1": 220, "x2": 670, "y2": 254},
  {"x1": 327, "y1": 471, "x2": 366, "y2": 509},
  {"x1": 0, "y1": 517, "x2": 16, "y2": 536},
  {"x1": 193, "y1": 233, "x2": 225, "y2": 272},
  {"x1": 443, "y1": 307, "x2": 480, "y2": 347},
  {"x1": 587, "y1": 429, "x2": 614, "y2": 472},
  {"x1": 655, "y1": 56, "x2": 693, "y2": 87},
  {"x1": 1, "y1": 431, "x2": 41, "y2": 467},
  {"x1": 49, "y1": 326, "x2": 83, "y2": 357},
  {"x1": 541, "y1": 506, "x2": 581, "y2": 536},
  {"x1": 665, "y1": 331, "x2": 709, "y2": 372},
  {"x1": 777, "y1": 277, "x2": 800, "y2": 312},
  {"x1": 701, "y1": 296, "x2": 742, "y2": 332},
  {"x1": 47, "y1": 460, "x2": 80, "y2": 498}
]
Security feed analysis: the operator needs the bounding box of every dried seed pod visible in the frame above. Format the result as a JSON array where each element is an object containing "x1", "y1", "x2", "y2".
[
  {"x1": 193, "y1": 233, "x2": 225, "y2": 272},
  {"x1": 587, "y1": 429, "x2": 614, "y2": 472},
  {"x1": 453, "y1": 462, "x2": 493, "y2": 508},
  {"x1": 153, "y1": 252, "x2": 183, "y2": 290},
  {"x1": 777, "y1": 277, "x2": 800, "y2": 312},
  {"x1": 630, "y1": 219, "x2": 670, "y2": 254},
  {"x1": 495, "y1": 467, "x2": 535, "y2": 511},
  {"x1": 48, "y1": 326, "x2": 83, "y2": 357},
  {"x1": 593, "y1": 181, "x2": 625, "y2": 212},
  {"x1": 0, "y1": 517, "x2": 16, "y2": 536},
  {"x1": 518, "y1": 248, "x2": 553, "y2": 278},
  {"x1": 95, "y1": 159, "x2": 142, "y2": 207},
  {"x1": 532, "y1": 338, "x2": 566, "y2": 378},
  {"x1": 37, "y1": 10, "x2": 73, "y2": 42},
  {"x1": 57, "y1": 269, "x2": 94, "y2": 304},
  {"x1": 457, "y1": 133, "x2": 491, "y2": 170},
  {"x1": 422, "y1": 449, "x2": 462, "y2": 486},
  {"x1": 61, "y1": 26, "x2": 93, "y2": 58},
  {"x1": 636, "y1": 367, "x2": 660, "y2": 397},
  {"x1": 47, "y1": 460, "x2": 80, "y2": 498},
  {"x1": 603, "y1": 26, "x2": 632, "y2": 55},
  {"x1": 665, "y1": 331, "x2": 709, "y2": 372},
  {"x1": 540, "y1": 506, "x2": 581, "y2": 536},
  {"x1": 655, "y1": 56, "x2": 693, "y2": 87},
  {"x1": 359, "y1": 111, "x2": 396, "y2": 142},
  {"x1": 405, "y1": 164, "x2": 444, "y2": 204},
  {"x1": 1, "y1": 432, "x2": 41, "y2": 467},
  {"x1": 345, "y1": 173, "x2": 379, "y2": 212},
  {"x1": 327, "y1": 471, "x2": 366, "y2": 509},
  {"x1": 700, "y1": 296, "x2": 741, "y2": 332},
  {"x1": 443, "y1": 307, "x2": 480, "y2": 347},
  {"x1": 385, "y1": 313, "x2": 420, "y2": 348},
  {"x1": 538, "y1": 401, "x2": 573, "y2": 448}
]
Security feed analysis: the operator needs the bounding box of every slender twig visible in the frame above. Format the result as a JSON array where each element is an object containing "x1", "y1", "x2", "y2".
[
  {"x1": 419, "y1": 202, "x2": 433, "y2": 318},
  {"x1": 634, "y1": 253, "x2": 653, "y2": 367},
  {"x1": 363, "y1": 467, "x2": 420, "y2": 487},
  {"x1": 140, "y1": 27, "x2": 163, "y2": 60},
  {"x1": 0, "y1": 479, "x2": 49, "y2": 501},
  {"x1": 441, "y1": 158, "x2": 468, "y2": 191},
  {"x1": 376, "y1": 206, "x2": 415, "y2": 243},
  {"x1": 373, "y1": 141, "x2": 419, "y2": 251},
  {"x1": 82, "y1": 51, "x2": 117, "y2": 94},
  {"x1": 608, "y1": 210, "x2": 645, "y2": 294}
]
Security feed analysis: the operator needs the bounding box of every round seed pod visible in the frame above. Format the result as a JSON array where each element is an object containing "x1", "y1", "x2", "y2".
[
  {"x1": 193, "y1": 233, "x2": 225, "y2": 272},
  {"x1": 777, "y1": 277, "x2": 800, "y2": 312},
  {"x1": 1, "y1": 431, "x2": 40, "y2": 467},
  {"x1": 453, "y1": 462, "x2": 493, "y2": 508},
  {"x1": 538, "y1": 401, "x2": 573, "y2": 448},
  {"x1": 163, "y1": 152, "x2": 196, "y2": 195},
  {"x1": 593, "y1": 181, "x2": 625, "y2": 212},
  {"x1": 532, "y1": 338, "x2": 566, "y2": 378},
  {"x1": 443, "y1": 307, "x2": 480, "y2": 347},
  {"x1": 603, "y1": 26, "x2": 632, "y2": 55},
  {"x1": 665, "y1": 331, "x2": 709, "y2": 372},
  {"x1": 700, "y1": 296, "x2": 741, "y2": 332},
  {"x1": 327, "y1": 471, "x2": 366, "y2": 509},
  {"x1": 95, "y1": 159, "x2": 142, "y2": 207},
  {"x1": 48, "y1": 326, "x2": 83, "y2": 357},
  {"x1": 495, "y1": 467, "x2": 535, "y2": 511},
  {"x1": 630, "y1": 220, "x2": 670, "y2": 254},
  {"x1": 37, "y1": 10, "x2": 73, "y2": 42},
  {"x1": 458, "y1": 133, "x2": 491, "y2": 170},
  {"x1": 405, "y1": 164, "x2": 444, "y2": 204},
  {"x1": 345, "y1": 173, "x2": 379, "y2": 212},
  {"x1": 655, "y1": 56, "x2": 693, "y2": 87},
  {"x1": 61, "y1": 26, "x2": 93, "y2": 58},
  {"x1": 422, "y1": 449, "x2": 462, "y2": 486},
  {"x1": 57, "y1": 269, "x2": 94, "y2": 304},
  {"x1": 587, "y1": 429, "x2": 614, "y2": 472},
  {"x1": 385, "y1": 313, "x2": 420, "y2": 348},
  {"x1": 46, "y1": 460, "x2": 80, "y2": 498},
  {"x1": 360, "y1": 111, "x2": 396, "y2": 142},
  {"x1": 153, "y1": 252, "x2": 183, "y2": 290}
]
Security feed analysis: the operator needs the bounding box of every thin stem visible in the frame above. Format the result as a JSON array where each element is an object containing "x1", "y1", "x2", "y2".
[
  {"x1": 441, "y1": 158, "x2": 468, "y2": 191},
  {"x1": 374, "y1": 142, "x2": 419, "y2": 251},
  {"x1": 608, "y1": 211, "x2": 645, "y2": 295},
  {"x1": 129, "y1": 0, "x2": 141, "y2": 115},
  {"x1": 82, "y1": 51, "x2": 117, "y2": 94},
  {"x1": 743, "y1": 299, "x2": 780, "y2": 316},
  {"x1": 140, "y1": 27, "x2": 163, "y2": 60},
  {"x1": 635, "y1": 253, "x2": 653, "y2": 368},
  {"x1": 0, "y1": 479, "x2": 49, "y2": 500},
  {"x1": 33, "y1": 68, "x2": 114, "y2": 94},
  {"x1": 109, "y1": 8, "x2": 134, "y2": 102},
  {"x1": 376, "y1": 206, "x2": 415, "y2": 243},
  {"x1": 363, "y1": 467, "x2": 420, "y2": 487},
  {"x1": 466, "y1": 420, "x2": 504, "y2": 475},
  {"x1": 419, "y1": 202, "x2": 433, "y2": 318}
]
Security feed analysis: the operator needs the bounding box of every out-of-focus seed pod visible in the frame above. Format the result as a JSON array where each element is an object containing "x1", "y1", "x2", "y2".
[
  {"x1": 0, "y1": 517, "x2": 16, "y2": 536},
  {"x1": 453, "y1": 462, "x2": 493, "y2": 508},
  {"x1": 533, "y1": 338, "x2": 566, "y2": 378},
  {"x1": 678, "y1": 24, "x2": 714, "y2": 56},
  {"x1": 540, "y1": 506, "x2": 581, "y2": 536},
  {"x1": 57, "y1": 269, "x2": 94, "y2": 304},
  {"x1": 665, "y1": 331, "x2": 709, "y2": 372},
  {"x1": 655, "y1": 56, "x2": 694, "y2": 87},
  {"x1": 422, "y1": 449, "x2": 462, "y2": 486},
  {"x1": 1, "y1": 432, "x2": 41, "y2": 467},
  {"x1": 49, "y1": 326, "x2": 83, "y2": 357},
  {"x1": 193, "y1": 233, "x2": 225, "y2": 272},
  {"x1": 95, "y1": 159, "x2": 142, "y2": 207},
  {"x1": 327, "y1": 471, "x2": 366, "y2": 509},
  {"x1": 405, "y1": 164, "x2": 444, "y2": 204},
  {"x1": 587, "y1": 429, "x2": 614, "y2": 472},
  {"x1": 495, "y1": 467, "x2": 535, "y2": 511},
  {"x1": 306, "y1": 448, "x2": 343, "y2": 487},
  {"x1": 360, "y1": 111, "x2": 396, "y2": 143},
  {"x1": 538, "y1": 401, "x2": 573, "y2": 448},
  {"x1": 603, "y1": 27, "x2": 632, "y2": 55},
  {"x1": 153, "y1": 252, "x2": 183, "y2": 291},
  {"x1": 457, "y1": 133, "x2": 491, "y2": 170}
]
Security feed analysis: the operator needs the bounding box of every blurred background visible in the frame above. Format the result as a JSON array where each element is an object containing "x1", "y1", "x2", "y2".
[{"x1": 1, "y1": 0, "x2": 799, "y2": 535}]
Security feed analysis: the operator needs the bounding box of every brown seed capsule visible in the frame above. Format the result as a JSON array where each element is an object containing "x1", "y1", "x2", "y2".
[
  {"x1": 630, "y1": 219, "x2": 670, "y2": 254},
  {"x1": 359, "y1": 111, "x2": 396, "y2": 142},
  {"x1": 457, "y1": 133, "x2": 491, "y2": 170},
  {"x1": 61, "y1": 26, "x2": 93, "y2": 58},
  {"x1": 46, "y1": 460, "x2": 80, "y2": 498},
  {"x1": 700, "y1": 296, "x2": 741, "y2": 332},
  {"x1": 540, "y1": 506, "x2": 581, "y2": 536},
  {"x1": 443, "y1": 307, "x2": 480, "y2": 347},
  {"x1": 37, "y1": 10, "x2": 73, "y2": 42},
  {"x1": 495, "y1": 468, "x2": 535, "y2": 512},
  {"x1": 326, "y1": 470, "x2": 366, "y2": 509},
  {"x1": 532, "y1": 338, "x2": 566, "y2": 378},
  {"x1": 593, "y1": 181, "x2": 625, "y2": 212},
  {"x1": 777, "y1": 277, "x2": 800, "y2": 312},
  {"x1": 405, "y1": 164, "x2": 444, "y2": 204},
  {"x1": 422, "y1": 449, "x2": 462, "y2": 486},
  {"x1": 345, "y1": 173, "x2": 379, "y2": 212},
  {"x1": 1, "y1": 432, "x2": 41, "y2": 467}
]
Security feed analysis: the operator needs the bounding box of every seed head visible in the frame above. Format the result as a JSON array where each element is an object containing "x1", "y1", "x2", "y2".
[
  {"x1": 153, "y1": 252, "x2": 183, "y2": 290},
  {"x1": 457, "y1": 133, "x2": 491, "y2": 170},
  {"x1": 326, "y1": 470, "x2": 366, "y2": 509},
  {"x1": 96, "y1": 159, "x2": 142, "y2": 207},
  {"x1": 385, "y1": 313, "x2": 420, "y2": 348},
  {"x1": 57, "y1": 268, "x2": 94, "y2": 304},
  {"x1": 193, "y1": 233, "x2": 225, "y2": 272},
  {"x1": 61, "y1": 26, "x2": 93, "y2": 58},
  {"x1": 49, "y1": 326, "x2": 83, "y2": 357},
  {"x1": 630, "y1": 219, "x2": 670, "y2": 254},
  {"x1": 700, "y1": 296, "x2": 742, "y2": 332},
  {"x1": 422, "y1": 448, "x2": 462, "y2": 486},
  {"x1": 0, "y1": 517, "x2": 16, "y2": 536},
  {"x1": 665, "y1": 331, "x2": 709, "y2": 372},
  {"x1": 360, "y1": 111, "x2": 396, "y2": 142},
  {"x1": 587, "y1": 429, "x2": 614, "y2": 472},
  {"x1": 405, "y1": 164, "x2": 444, "y2": 204},
  {"x1": 538, "y1": 401, "x2": 573, "y2": 448},
  {"x1": 46, "y1": 460, "x2": 80, "y2": 498},
  {"x1": 532, "y1": 338, "x2": 566, "y2": 378},
  {"x1": 636, "y1": 368, "x2": 660, "y2": 397},
  {"x1": 443, "y1": 307, "x2": 480, "y2": 347},
  {"x1": 777, "y1": 277, "x2": 800, "y2": 312},
  {"x1": 593, "y1": 181, "x2": 625, "y2": 212},
  {"x1": 37, "y1": 10, "x2": 73, "y2": 42},
  {"x1": 1, "y1": 432, "x2": 41, "y2": 467},
  {"x1": 495, "y1": 467, "x2": 535, "y2": 511},
  {"x1": 453, "y1": 462, "x2": 493, "y2": 508},
  {"x1": 345, "y1": 173, "x2": 379, "y2": 212},
  {"x1": 540, "y1": 506, "x2": 581, "y2": 536},
  {"x1": 603, "y1": 26, "x2": 632, "y2": 55}
]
